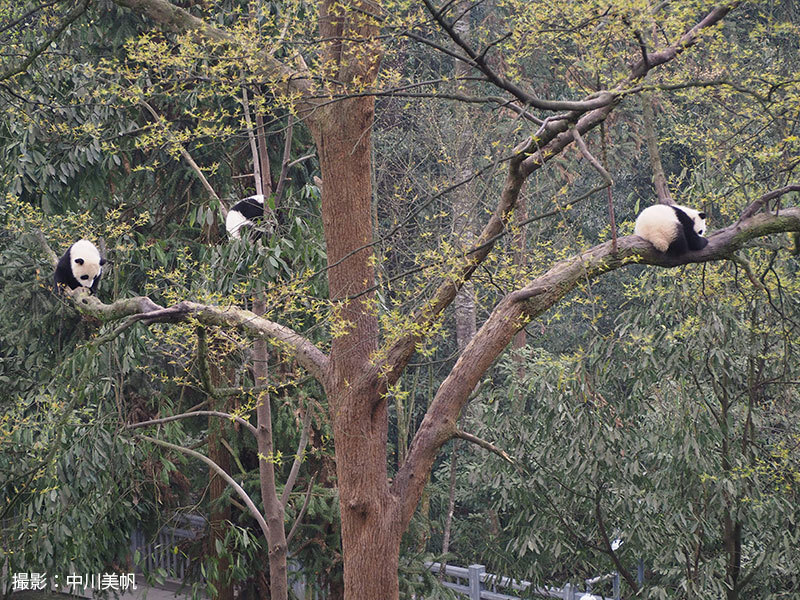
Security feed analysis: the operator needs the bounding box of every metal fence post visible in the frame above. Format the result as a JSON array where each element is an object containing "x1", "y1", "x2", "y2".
[
  {"x1": 468, "y1": 564, "x2": 485, "y2": 600},
  {"x1": 613, "y1": 573, "x2": 620, "y2": 600}
]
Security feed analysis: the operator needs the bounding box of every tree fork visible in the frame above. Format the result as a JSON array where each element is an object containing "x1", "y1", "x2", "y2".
[{"x1": 392, "y1": 202, "x2": 800, "y2": 528}]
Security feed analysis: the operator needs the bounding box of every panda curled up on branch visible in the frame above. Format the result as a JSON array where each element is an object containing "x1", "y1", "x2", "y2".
[
  {"x1": 53, "y1": 239, "x2": 106, "y2": 295},
  {"x1": 634, "y1": 204, "x2": 709, "y2": 256}
]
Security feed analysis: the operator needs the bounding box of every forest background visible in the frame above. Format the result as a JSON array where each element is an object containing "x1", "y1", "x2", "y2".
[{"x1": 0, "y1": 0, "x2": 799, "y2": 599}]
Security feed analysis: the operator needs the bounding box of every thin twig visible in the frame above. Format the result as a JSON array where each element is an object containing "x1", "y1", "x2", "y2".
[
  {"x1": 0, "y1": 0, "x2": 90, "y2": 83},
  {"x1": 729, "y1": 254, "x2": 765, "y2": 291},
  {"x1": 139, "y1": 100, "x2": 223, "y2": 212},
  {"x1": 126, "y1": 410, "x2": 258, "y2": 436},
  {"x1": 280, "y1": 406, "x2": 313, "y2": 509},
  {"x1": 274, "y1": 115, "x2": 295, "y2": 205},
  {"x1": 286, "y1": 474, "x2": 316, "y2": 545}
]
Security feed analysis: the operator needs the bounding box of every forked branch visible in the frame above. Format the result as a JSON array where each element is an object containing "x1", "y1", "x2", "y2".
[{"x1": 392, "y1": 198, "x2": 800, "y2": 529}]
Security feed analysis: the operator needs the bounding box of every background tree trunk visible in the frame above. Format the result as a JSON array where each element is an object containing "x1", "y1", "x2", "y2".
[
  {"x1": 641, "y1": 94, "x2": 674, "y2": 205},
  {"x1": 441, "y1": 11, "x2": 477, "y2": 566},
  {"x1": 252, "y1": 301, "x2": 289, "y2": 600},
  {"x1": 208, "y1": 371, "x2": 234, "y2": 600}
]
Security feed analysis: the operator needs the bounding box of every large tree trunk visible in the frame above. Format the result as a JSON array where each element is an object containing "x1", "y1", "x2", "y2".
[{"x1": 313, "y1": 97, "x2": 402, "y2": 599}]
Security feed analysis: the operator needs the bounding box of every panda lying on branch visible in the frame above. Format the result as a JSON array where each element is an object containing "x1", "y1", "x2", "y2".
[{"x1": 634, "y1": 204, "x2": 708, "y2": 256}]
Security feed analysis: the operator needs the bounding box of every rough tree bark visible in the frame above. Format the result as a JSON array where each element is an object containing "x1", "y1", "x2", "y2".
[{"x1": 312, "y1": 95, "x2": 399, "y2": 597}]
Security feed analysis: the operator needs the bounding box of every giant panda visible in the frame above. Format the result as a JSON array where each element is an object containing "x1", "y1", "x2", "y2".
[
  {"x1": 53, "y1": 239, "x2": 106, "y2": 294},
  {"x1": 226, "y1": 194, "x2": 269, "y2": 240},
  {"x1": 634, "y1": 204, "x2": 709, "y2": 256}
]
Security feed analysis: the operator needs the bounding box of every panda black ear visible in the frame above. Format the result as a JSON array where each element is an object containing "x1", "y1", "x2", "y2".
[
  {"x1": 100, "y1": 258, "x2": 107, "y2": 266},
  {"x1": 75, "y1": 258, "x2": 84, "y2": 265},
  {"x1": 698, "y1": 212, "x2": 707, "y2": 219}
]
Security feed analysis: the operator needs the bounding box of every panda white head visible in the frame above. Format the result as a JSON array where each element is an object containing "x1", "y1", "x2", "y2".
[
  {"x1": 678, "y1": 205, "x2": 707, "y2": 236},
  {"x1": 70, "y1": 239, "x2": 104, "y2": 287}
]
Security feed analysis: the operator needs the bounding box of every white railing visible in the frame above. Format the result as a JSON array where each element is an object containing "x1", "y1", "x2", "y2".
[{"x1": 427, "y1": 562, "x2": 621, "y2": 600}]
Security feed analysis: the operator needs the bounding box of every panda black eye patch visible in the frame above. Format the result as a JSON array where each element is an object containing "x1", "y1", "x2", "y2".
[{"x1": 81, "y1": 275, "x2": 89, "y2": 280}]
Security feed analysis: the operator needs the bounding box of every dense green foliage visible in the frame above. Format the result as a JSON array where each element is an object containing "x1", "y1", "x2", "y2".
[
  {"x1": 439, "y1": 262, "x2": 800, "y2": 597},
  {"x1": 1, "y1": 0, "x2": 799, "y2": 598}
]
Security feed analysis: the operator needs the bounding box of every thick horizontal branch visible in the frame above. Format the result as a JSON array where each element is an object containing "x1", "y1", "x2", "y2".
[
  {"x1": 391, "y1": 201, "x2": 800, "y2": 528},
  {"x1": 74, "y1": 295, "x2": 330, "y2": 385}
]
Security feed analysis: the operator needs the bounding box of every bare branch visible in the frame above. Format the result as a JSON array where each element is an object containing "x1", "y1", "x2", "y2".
[
  {"x1": 242, "y1": 86, "x2": 263, "y2": 197},
  {"x1": 140, "y1": 100, "x2": 222, "y2": 208},
  {"x1": 274, "y1": 116, "x2": 295, "y2": 205},
  {"x1": 730, "y1": 254, "x2": 765, "y2": 291},
  {"x1": 572, "y1": 127, "x2": 613, "y2": 186},
  {"x1": 126, "y1": 410, "x2": 258, "y2": 437},
  {"x1": 739, "y1": 184, "x2": 800, "y2": 220},
  {"x1": 286, "y1": 474, "x2": 316, "y2": 545},
  {"x1": 69, "y1": 296, "x2": 330, "y2": 384},
  {"x1": 281, "y1": 406, "x2": 313, "y2": 509},
  {"x1": 453, "y1": 429, "x2": 514, "y2": 464},
  {"x1": 417, "y1": 0, "x2": 616, "y2": 113},
  {"x1": 137, "y1": 434, "x2": 270, "y2": 541},
  {"x1": 595, "y1": 489, "x2": 639, "y2": 593},
  {"x1": 629, "y1": 3, "x2": 739, "y2": 80},
  {"x1": 0, "y1": 0, "x2": 63, "y2": 35}
]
